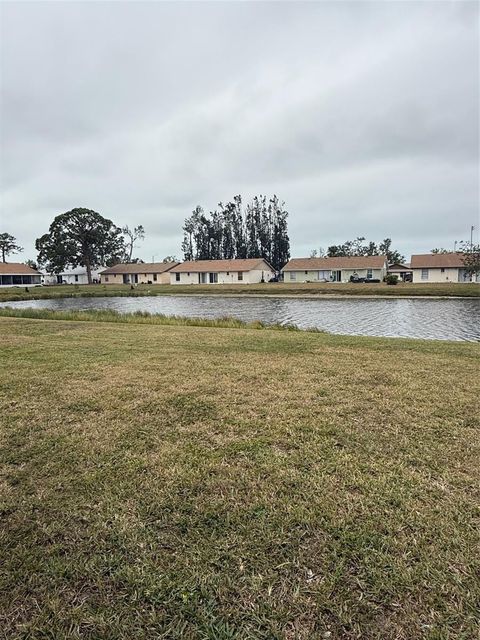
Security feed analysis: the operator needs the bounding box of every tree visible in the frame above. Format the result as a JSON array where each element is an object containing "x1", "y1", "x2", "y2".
[
  {"x1": 122, "y1": 225, "x2": 145, "y2": 262},
  {"x1": 0, "y1": 233, "x2": 23, "y2": 262},
  {"x1": 36, "y1": 208, "x2": 125, "y2": 284},
  {"x1": 459, "y1": 242, "x2": 480, "y2": 280},
  {"x1": 431, "y1": 248, "x2": 452, "y2": 254},
  {"x1": 24, "y1": 259, "x2": 38, "y2": 270},
  {"x1": 162, "y1": 255, "x2": 177, "y2": 263},
  {"x1": 180, "y1": 195, "x2": 290, "y2": 271},
  {"x1": 327, "y1": 237, "x2": 405, "y2": 263}
]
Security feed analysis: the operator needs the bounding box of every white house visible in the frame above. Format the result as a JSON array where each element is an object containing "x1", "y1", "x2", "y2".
[
  {"x1": 99, "y1": 262, "x2": 179, "y2": 285},
  {"x1": 169, "y1": 258, "x2": 274, "y2": 284},
  {"x1": 42, "y1": 266, "x2": 105, "y2": 285},
  {"x1": 282, "y1": 256, "x2": 388, "y2": 283},
  {"x1": 0, "y1": 262, "x2": 42, "y2": 287},
  {"x1": 410, "y1": 254, "x2": 479, "y2": 283}
]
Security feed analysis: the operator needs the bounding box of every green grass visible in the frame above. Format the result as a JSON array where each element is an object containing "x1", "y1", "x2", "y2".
[
  {"x1": 0, "y1": 307, "x2": 309, "y2": 332},
  {"x1": 0, "y1": 280, "x2": 478, "y2": 303},
  {"x1": 1, "y1": 316, "x2": 479, "y2": 639}
]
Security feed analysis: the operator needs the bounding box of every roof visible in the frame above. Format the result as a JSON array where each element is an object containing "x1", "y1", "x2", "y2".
[
  {"x1": 388, "y1": 262, "x2": 411, "y2": 271},
  {"x1": 410, "y1": 253, "x2": 466, "y2": 269},
  {"x1": 0, "y1": 262, "x2": 40, "y2": 275},
  {"x1": 170, "y1": 258, "x2": 273, "y2": 273},
  {"x1": 282, "y1": 256, "x2": 387, "y2": 271},
  {"x1": 100, "y1": 262, "x2": 179, "y2": 275}
]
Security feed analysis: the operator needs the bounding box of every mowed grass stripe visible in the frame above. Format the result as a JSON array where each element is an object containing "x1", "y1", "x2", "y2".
[{"x1": 0, "y1": 317, "x2": 479, "y2": 639}]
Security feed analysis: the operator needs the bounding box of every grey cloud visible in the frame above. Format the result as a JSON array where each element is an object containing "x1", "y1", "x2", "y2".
[{"x1": 1, "y1": 1, "x2": 478, "y2": 263}]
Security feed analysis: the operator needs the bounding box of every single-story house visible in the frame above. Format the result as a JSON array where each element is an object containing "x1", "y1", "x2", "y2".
[
  {"x1": 410, "y1": 253, "x2": 479, "y2": 283},
  {"x1": 169, "y1": 258, "x2": 274, "y2": 284},
  {"x1": 282, "y1": 256, "x2": 388, "y2": 283},
  {"x1": 0, "y1": 262, "x2": 42, "y2": 287},
  {"x1": 42, "y1": 266, "x2": 105, "y2": 285},
  {"x1": 387, "y1": 262, "x2": 412, "y2": 282},
  {"x1": 99, "y1": 262, "x2": 179, "y2": 285}
]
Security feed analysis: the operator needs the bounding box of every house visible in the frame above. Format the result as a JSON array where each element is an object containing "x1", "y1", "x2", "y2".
[
  {"x1": 169, "y1": 258, "x2": 274, "y2": 284},
  {"x1": 410, "y1": 253, "x2": 479, "y2": 283},
  {"x1": 282, "y1": 256, "x2": 388, "y2": 283},
  {"x1": 387, "y1": 262, "x2": 412, "y2": 282},
  {"x1": 99, "y1": 262, "x2": 179, "y2": 285},
  {"x1": 42, "y1": 266, "x2": 105, "y2": 285},
  {"x1": 0, "y1": 262, "x2": 42, "y2": 287}
]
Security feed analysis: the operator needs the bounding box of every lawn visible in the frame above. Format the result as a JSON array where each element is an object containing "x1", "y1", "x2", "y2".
[
  {"x1": 1, "y1": 316, "x2": 479, "y2": 639},
  {"x1": 0, "y1": 280, "x2": 479, "y2": 304}
]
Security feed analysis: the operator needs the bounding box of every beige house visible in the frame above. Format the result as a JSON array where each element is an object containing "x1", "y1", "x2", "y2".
[
  {"x1": 410, "y1": 253, "x2": 479, "y2": 283},
  {"x1": 169, "y1": 258, "x2": 274, "y2": 284},
  {"x1": 282, "y1": 256, "x2": 388, "y2": 283},
  {"x1": 99, "y1": 262, "x2": 179, "y2": 285},
  {"x1": 0, "y1": 262, "x2": 42, "y2": 287},
  {"x1": 387, "y1": 262, "x2": 412, "y2": 282}
]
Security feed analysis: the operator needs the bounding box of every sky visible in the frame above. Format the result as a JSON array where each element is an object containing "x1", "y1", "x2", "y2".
[{"x1": 1, "y1": 0, "x2": 479, "y2": 264}]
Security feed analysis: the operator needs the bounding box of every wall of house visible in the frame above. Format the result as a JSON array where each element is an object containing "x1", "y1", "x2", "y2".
[
  {"x1": 285, "y1": 267, "x2": 385, "y2": 283},
  {"x1": 412, "y1": 268, "x2": 460, "y2": 283},
  {"x1": 101, "y1": 271, "x2": 172, "y2": 285},
  {"x1": 171, "y1": 265, "x2": 274, "y2": 285}
]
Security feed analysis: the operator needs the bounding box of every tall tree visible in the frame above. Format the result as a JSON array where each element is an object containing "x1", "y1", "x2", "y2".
[
  {"x1": 180, "y1": 195, "x2": 290, "y2": 271},
  {"x1": 122, "y1": 225, "x2": 145, "y2": 262},
  {"x1": 36, "y1": 208, "x2": 125, "y2": 284},
  {"x1": 459, "y1": 242, "x2": 480, "y2": 280},
  {"x1": 327, "y1": 237, "x2": 404, "y2": 263},
  {"x1": 0, "y1": 233, "x2": 23, "y2": 262}
]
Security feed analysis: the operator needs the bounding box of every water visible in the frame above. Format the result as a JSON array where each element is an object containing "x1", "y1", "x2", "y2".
[{"x1": 2, "y1": 295, "x2": 480, "y2": 341}]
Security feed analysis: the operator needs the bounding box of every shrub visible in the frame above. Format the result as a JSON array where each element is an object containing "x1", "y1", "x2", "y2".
[{"x1": 385, "y1": 274, "x2": 399, "y2": 285}]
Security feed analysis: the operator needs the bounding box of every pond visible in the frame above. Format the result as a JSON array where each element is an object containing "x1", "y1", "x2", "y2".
[{"x1": 2, "y1": 295, "x2": 480, "y2": 341}]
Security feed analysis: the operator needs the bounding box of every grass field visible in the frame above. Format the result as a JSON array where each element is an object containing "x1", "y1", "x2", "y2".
[
  {"x1": 1, "y1": 315, "x2": 479, "y2": 639},
  {"x1": 0, "y1": 280, "x2": 479, "y2": 303}
]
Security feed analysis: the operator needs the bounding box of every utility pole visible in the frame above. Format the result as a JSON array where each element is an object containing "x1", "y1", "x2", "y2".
[{"x1": 471, "y1": 226, "x2": 475, "y2": 251}]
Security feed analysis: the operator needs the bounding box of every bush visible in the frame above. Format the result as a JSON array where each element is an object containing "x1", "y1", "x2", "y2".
[{"x1": 385, "y1": 274, "x2": 399, "y2": 285}]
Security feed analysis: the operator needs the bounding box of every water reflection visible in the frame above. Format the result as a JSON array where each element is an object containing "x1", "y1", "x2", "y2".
[{"x1": 2, "y1": 295, "x2": 480, "y2": 341}]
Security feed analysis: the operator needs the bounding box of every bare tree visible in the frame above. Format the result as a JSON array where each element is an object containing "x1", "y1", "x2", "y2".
[{"x1": 122, "y1": 225, "x2": 145, "y2": 262}]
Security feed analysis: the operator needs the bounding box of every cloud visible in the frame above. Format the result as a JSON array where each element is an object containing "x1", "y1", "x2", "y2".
[{"x1": 1, "y1": 1, "x2": 478, "y2": 262}]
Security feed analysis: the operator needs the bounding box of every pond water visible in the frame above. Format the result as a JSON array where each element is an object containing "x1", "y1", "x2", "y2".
[{"x1": 2, "y1": 295, "x2": 480, "y2": 341}]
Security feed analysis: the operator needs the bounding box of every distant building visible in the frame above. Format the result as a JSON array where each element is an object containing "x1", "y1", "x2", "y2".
[
  {"x1": 282, "y1": 256, "x2": 388, "y2": 283},
  {"x1": 387, "y1": 262, "x2": 412, "y2": 282},
  {"x1": 42, "y1": 266, "x2": 104, "y2": 285},
  {"x1": 0, "y1": 262, "x2": 42, "y2": 287},
  {"x1": 99, "y1": 262, "x2": 179, "y2": 285},
  {"x1": 169, "y1": 259, "x2": 274, "y2": 284},
  {"x1": 410, "y1": 254, "x2": 479, "y2": 283}
]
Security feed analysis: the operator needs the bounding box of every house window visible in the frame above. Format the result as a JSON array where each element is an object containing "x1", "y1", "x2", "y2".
[
  {"x1": 105, "y1": 276, "x2": 109, "y2": 282},
  {"x1": 366, "y1": 269, "x2": 372, "y2": 279},
  {"x1": 421, "y1": 269, "x2": 429, "y2": 281},
  {"x1": 441, "y1": 268, "x2": 445, "y2": 273},
  {"x1": 75, "y1": 274, "x2": 79, "y2": 282},
  {"x1": 226, "y1": 271, "x2": 230, "y2": 276},
  {"x1": 187, "y1": 272, "x2": 190, "y2": 276},
  {"x1": 238, "y1": 272, "x2": 243, "y2": 281},
  {"x1": 290, "y1": 272, "x2": 296, "y2": 281},
  {"x1": 209, "y1": 272, "x2": 218, "y2": 283},
  {"x1": 153, "y1": 274, "x2": 157, "y2": 282},
  {"x1": 305, "y1": 270, "x2": 308, "y2": 274},
  {"x1": 175, "y1": 273, "x2": 180, "y2": 282}
]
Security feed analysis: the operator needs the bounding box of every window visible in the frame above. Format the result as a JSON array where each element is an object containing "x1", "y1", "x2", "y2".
[
  {"x1": 175, "y1": 273, "x2": 180, "y2": 282},
  {"x1": 421, "y1": 269, "x2": 428, "y2": 281},
  {"x1": 290, "y1": 272, "x2": 296, "y2": 281},
  {"x1": 305, "y1": 270, "x2": 308, "y2": 274},
  {"x1": 209, "y1": 272, "x2": 218, "y2": 283},
  {"x1": 366, "y1": 269, "x2": 372, "y2": 279},
  {"x1": 74, "y1": 274, "x2": 79, "y2": 282},
  {"x1": 226, "y1": 271, "x2": 230, "y2": 276},
  {"x1": 105, "y1": 276, "x2": 109, "y2": 282},
  {"x1": 441, "y1": 268, "x2": 445, "y2": 273},
  {"x1": 238, "y1": 272, "x2": 243, "y2": 281},
  {"x1": 153, "y1": 274, "x2": 157, "y2": 282}
]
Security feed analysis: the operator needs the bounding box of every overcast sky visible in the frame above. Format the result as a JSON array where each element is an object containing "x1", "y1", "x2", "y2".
[{"x1": 1, "y1": 1, "x2": 479, "y2": 263}]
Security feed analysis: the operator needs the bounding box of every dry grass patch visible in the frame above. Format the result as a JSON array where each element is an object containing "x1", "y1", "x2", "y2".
[{"x1": 0, "y1": 317, "x2": 479, "y2": 639}]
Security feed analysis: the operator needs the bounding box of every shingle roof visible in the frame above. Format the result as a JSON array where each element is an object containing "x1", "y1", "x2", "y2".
[
  {"x1": 0, "y1": 262, "x2": 40, "y2": 275},
  {"x1": 170, "y1": 259, "x2": 272, "y2": 273},
  {"x1": 282, "y1": 256, "x2": 387, "y2": 271},
  {"x1": 100, "y1": 262, "x2": 179, "y2": 275},
  {"x1": 410, "y1": 253, "x2": 466, "y2": 268}
]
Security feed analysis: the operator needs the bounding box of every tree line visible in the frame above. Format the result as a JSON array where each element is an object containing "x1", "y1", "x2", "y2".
[
  {"x1": 311, "y1": 237, "x2": 405, "y2": 265},
  {"x1": 181, "y1": 195, "x2": 290, "y2": 272}
]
